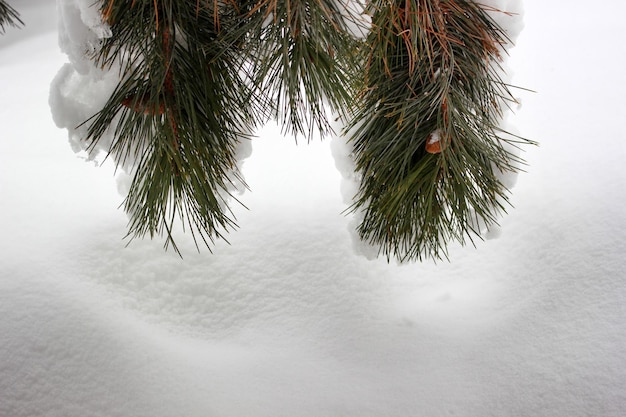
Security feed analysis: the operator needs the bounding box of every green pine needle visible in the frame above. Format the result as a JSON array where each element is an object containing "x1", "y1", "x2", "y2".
[
  {"x1": 238, "y1": 0, "x2": 363, "y2": 140},
  {"x1": 0, "y1": 0, "x2": 23, "y2": 34}
]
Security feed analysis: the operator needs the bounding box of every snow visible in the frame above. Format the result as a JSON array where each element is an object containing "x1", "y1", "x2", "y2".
[{"x1": 1, "y1": 1, "x2": 626, "y2": 416}]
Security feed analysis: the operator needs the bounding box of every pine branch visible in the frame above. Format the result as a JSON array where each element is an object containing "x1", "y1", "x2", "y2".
[
  {"x1": 0, "y1": 0, "x2": 23, "y2": 34},
  {"x1": 237, "y1": 0, "x2": 364, "y2": 140},
  {"x1": 346, "y1": 0, "x2": 534, "y2": 261},
  {"x1": 87, "y1": 0, "x2": 260, "y2": 254}
]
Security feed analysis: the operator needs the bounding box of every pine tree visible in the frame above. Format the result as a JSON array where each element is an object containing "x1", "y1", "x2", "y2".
[
  {"x1": 78, "y1": 0, "x2": 533, "y2": 260},
  {"x1": 0, "y1": 0, "x2": 22, "y2": 33}
]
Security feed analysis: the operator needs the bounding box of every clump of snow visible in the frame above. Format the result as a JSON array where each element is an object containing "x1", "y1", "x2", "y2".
[
  {"x1": 329, "y1": 122, "x2": 359, "y2": 206},
  {"x1": 51, "y1": 0, "x2": 121, "y2": 167},
  {"x1": 427, "y1": 128, "x2": 442, "y2": 146},
  {"x1": 56, "y1": 0, "x2": 111, "y2": 74},
  {"x1": 330, "y1": 117, "x2": 381, "y2": 260},
  {"x1": 49, "y1": 62, "x2": 118, "y2": 160}
]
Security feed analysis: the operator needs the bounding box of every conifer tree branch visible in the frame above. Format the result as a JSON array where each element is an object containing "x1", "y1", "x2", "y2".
[
  {"x1": 346, "y1": 0, "x2": 534, "y2": 261},
  {"x1": 86, "y1": 0, "x2": 259, "y2": 254},
  {"x1": 0, "y1": 0, "x2": 23, "y2": 34},
  {"x1": 237, "y1": 0, "x2": 364, "y2": 140}
]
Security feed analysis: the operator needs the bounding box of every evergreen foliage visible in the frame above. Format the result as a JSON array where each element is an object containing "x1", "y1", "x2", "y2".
[
  {"x1": 92, "y1": 0, "x2": 261, "y2": 253},
  {"x1": 346, "y1": 0, "x2": 533, "y2": 261},
  {"x1": 81, "y1": 0, "x2": 533, "y2": 261},
  {"x1": 235, "y1": 0, "x2": 362, "y2": 139},
  {"x1": 0, "y1": 0, "x2": 22, "y2": 34}
]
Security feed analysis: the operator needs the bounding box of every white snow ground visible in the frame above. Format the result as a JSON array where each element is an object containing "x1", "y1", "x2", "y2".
[{"x1": 1, "y1": 1, "x2": 625, "y2": 416}]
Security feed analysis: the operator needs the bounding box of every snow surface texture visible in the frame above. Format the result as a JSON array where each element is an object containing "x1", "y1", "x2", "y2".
[{"x1": 2, "y1": 1, "x2": 626, "y2": 416}]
